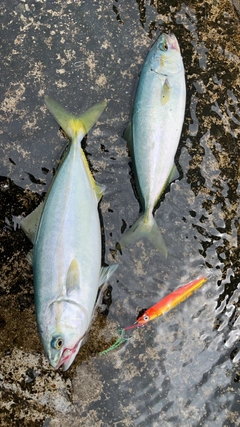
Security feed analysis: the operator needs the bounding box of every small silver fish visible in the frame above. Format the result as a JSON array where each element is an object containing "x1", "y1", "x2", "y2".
[{"x1": 121, "y1": 33, "x2": 186, "y2": 256}]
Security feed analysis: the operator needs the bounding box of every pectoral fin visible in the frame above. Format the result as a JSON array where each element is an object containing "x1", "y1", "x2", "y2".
[
  {"x1": 161, "y1": 79, "x2": 171, "y2": 105},
  {"x1": 66, "y1": 259, "x2": 80, "y2": 294},
  {"x1": 20, "y1": 201, "x2": 44, "y2": 243}
]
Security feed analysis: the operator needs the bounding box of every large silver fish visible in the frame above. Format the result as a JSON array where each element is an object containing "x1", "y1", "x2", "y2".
[
  {"x1": 21, "y1": 97, "x2": 117, "y2": 371},
  {"x1": 120, "y1": 33, "x2": 186, "y2": 256}
]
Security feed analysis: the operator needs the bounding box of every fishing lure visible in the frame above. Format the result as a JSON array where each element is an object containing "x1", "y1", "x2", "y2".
[
  {"x1": 99, "y1": 276, "x2": 208, "y2": 355},
  {"x1": 125, "y1": 276, "x2": 208, "y2": 330}
]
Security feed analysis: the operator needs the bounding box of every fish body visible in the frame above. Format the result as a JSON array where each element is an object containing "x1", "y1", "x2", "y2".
[
  {"x1": 121, "y1": 33, "x2": 186, "y2": 256},
  {"x1": 21, "y1": 97, "x2": 117, "y2": 371},
  {"x1": 135, "y1": 276, "x2": 207, "y2": 326}
]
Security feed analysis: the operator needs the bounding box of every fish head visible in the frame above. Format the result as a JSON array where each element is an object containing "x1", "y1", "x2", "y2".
[
  {"x1": 151, "y1": 33, "x2": 183, "y2": 75},
  {"x1": 41, "y1": 299, "x2": 89, "y2": 371}
]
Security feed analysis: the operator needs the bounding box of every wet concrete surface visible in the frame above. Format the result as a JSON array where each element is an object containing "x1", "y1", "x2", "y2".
[{"x1": 0, "y1": 1, "x2": 239, "y2": 426}]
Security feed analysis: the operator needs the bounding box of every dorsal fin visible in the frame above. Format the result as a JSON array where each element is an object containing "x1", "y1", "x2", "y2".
[{"x1": 65, "y1": 259, "x2": 80, "y2": 294}]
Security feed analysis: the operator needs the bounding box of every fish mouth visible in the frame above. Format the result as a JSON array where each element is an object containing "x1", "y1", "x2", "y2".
[
  {"x1": 56, "y1": 338, "x2": 83, "y2": 371},
  {"x1": 166, "y1": 33, "x2": 180, "y2": 52}
]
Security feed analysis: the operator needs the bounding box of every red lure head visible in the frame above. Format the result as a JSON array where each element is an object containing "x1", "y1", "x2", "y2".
[
  {"x1": 124, "y1": 307, "x2": 158, "y2": 330},
  {"x1": 136, "y1": 307, "x2": 160, "y2": 325},
  {"x1": 123, "y1": 309, "x2": 150, "y2": 331}
]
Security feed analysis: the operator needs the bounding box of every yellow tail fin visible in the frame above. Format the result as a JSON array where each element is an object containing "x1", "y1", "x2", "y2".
[{"x1": 44, "y1": 95, "x2": 107, "y2": 140}]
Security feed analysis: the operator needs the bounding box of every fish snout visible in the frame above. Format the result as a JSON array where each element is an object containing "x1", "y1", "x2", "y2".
[{"x1": 167, "y1": 34, "x2": 180, "y2": 52}]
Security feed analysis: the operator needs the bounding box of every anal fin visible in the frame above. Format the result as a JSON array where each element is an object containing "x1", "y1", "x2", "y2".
[{"x1": 167, "y1": 164, "x2": 179, "y2": 184}]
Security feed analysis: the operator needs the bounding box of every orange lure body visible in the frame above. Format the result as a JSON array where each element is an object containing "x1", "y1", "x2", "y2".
[
  {"x1": 131, "y1": 276, "x2": 207, "y2": 328},
  {"x1": 100, "y1": 276, "x2": 209, "y2": 355}
]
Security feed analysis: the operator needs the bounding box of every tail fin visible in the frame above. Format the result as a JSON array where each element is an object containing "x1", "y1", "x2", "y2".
[
  {"x1": 119, "y1": 214, "x2": 167, "y2": 257},
  {"x1": 44, "y1": 95, "x2": 106, "y2": 140}
]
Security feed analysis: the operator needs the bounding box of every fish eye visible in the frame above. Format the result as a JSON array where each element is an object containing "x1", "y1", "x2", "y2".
[
  {"x1": 143, "y1": 314, "x2": 149, "y2": 322},
  {"x1": 161, "y1": 42, "x2": 168, "y2": 52},
  {"x1": 51, "y1": 336, "x2": 64, "y2": 350}
]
